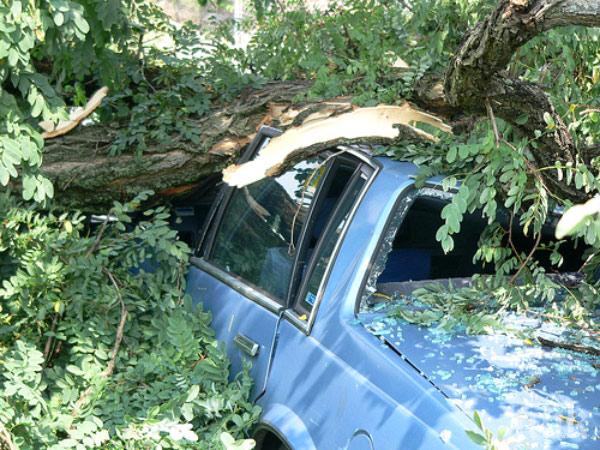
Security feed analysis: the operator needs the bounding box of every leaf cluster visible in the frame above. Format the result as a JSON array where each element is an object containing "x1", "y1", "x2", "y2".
[{"x1": 0, "y1": 192, "x2": 259, "y2": 449}]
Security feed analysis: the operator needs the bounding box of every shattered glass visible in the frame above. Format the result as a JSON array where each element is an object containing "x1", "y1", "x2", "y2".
[
  {"x1": 355, "y1": 187, "x2": 599, "y2": 448},
  {"x1": 360, "y1": 190, "x2": 417, "y2": 309}
]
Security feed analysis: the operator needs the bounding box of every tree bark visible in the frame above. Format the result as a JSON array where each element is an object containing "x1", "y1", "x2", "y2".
[
  {"x1": 41, "y1": 0, "x2": 600, "y2": 210},
  {"x1": 443, "y1": 0, "x2": 600, "y2": 201},
  {"x1": 42, "y1": 81, "x2": 312, "y2": 210},
  {"x1": 42, "y1": 81, "x2": 447, "y2": 210}
]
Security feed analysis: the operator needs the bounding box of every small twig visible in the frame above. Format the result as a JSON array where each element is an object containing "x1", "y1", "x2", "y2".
[
  {"x1": 510, "y1": 231, "x2": 541, "y2": 285},
  {"x1": 485, "y1": 98, "x2": 500, "y2": 148},
  {"x1": 100, "y1": 269, "x2": 127, "y2": 378},
  {"x1": 0, "y1": 422, "x2": 17, "y2": 450},
  {"x1": 85, "y1": 214, "x2": 110, "y2": 257},
  {"x1": 43, "y1": 313, "x2": 59, "y2": 365},
  {"x1": 507, "y1": 212, "x2": 525, "y2": 266},
  {"x1": 71, "y1": 269, "x2": 127, "y2": 417},
  {"x1": 580, "y1": 108, "x2": 600, "y2": 115},
  {"x1": 398, "y1": 0, "x2": 413, "y2": 12},
  {"x1": 538, "y1": 336, "x2": 600, "y2": 357}
]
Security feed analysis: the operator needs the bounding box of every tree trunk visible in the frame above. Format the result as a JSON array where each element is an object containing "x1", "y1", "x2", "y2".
[
  {"x1": 41, "y1": 0, "x2": 600, "y2": 210},
  {"x1": 42, "y1": 81, "x2": 311, "y2": 210},
  {"x1": 442, "y1": 0, "x2": 600, "y2": 201},
  {"x1": 42, "y1": 81, "x2": 448, "y2": 210}
]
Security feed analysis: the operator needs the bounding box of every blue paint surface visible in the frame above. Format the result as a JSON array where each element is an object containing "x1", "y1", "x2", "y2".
[
  {"x1": 359, "y1": 300, "x2": 600, "y2": 449},
  {"x1": 187, "y1": 144, "x2": 599, "y2": 449}
]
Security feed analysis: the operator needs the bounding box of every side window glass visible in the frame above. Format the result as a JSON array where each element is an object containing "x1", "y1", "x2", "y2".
[
  {"x1": 296, "y1": 170, "x2": 368, "y2": 315},
  {"x1": 361, "y1": 195, "x2": 587, "y2": 308},
  {"x1": 209, "y1": 158, "x2": 325, "y2": 301}
]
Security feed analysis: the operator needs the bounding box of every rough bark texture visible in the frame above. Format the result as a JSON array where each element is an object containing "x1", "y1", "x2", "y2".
[
  {"x1": 42, "y1": 81, "x2": 311, "y2": 210},
  {"x1": 43, "y1": 81, "x2": 449, "y2": 210},
  {"x1": 41, "y1": 0, "x2": 600, "y2": 209},
  {"x1": 443, "y1": 0, "x2": 600, "y2": 201}
]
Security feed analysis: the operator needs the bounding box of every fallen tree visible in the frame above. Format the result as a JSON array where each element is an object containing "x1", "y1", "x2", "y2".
[{"x1": 38, "y1": 0, "x2": 600, "y2": 210}]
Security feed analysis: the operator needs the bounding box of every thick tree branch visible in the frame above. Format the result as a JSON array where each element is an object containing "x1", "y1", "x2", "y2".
[
  {"x1": 37, "y1": 1, "x2": 600, "y2": 209},
  {"x1": 545, "y1": 0, "x2": 600, "y2": 28},
  {"x1": 443, "y1": 0, "x2": 600, "y2": 201}
]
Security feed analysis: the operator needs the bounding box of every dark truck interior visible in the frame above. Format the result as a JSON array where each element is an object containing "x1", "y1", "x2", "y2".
[{"x1": 376, "y1": 195, "x2": 587, "y2": 293}]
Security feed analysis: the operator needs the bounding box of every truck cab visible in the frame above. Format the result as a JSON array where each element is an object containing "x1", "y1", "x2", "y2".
[{"x1": 186, "y1": 127, "x2": 599, "y2": 450}]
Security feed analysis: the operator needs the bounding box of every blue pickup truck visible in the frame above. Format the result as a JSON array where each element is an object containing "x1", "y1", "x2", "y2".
[{"x1": 186, "y1": 126, "x2": 599, "y2": 450}]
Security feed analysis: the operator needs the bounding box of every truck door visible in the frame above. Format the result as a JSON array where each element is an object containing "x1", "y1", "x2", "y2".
[{"x1": 188, "y1": 128, "x2": 336, "y2": 398}]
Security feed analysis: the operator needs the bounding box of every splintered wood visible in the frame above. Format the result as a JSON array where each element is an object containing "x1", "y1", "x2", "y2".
[
  {"x1": 222, "y1": 103, "x2": 451, "y2": 188},
  {"x1": 41, "y1": 87, "x2": 109, "y2": 139}
]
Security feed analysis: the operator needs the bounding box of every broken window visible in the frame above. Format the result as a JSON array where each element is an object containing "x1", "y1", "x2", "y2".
[{"x1": 362, "y1": 190, "x2": 587, "y2": 306}]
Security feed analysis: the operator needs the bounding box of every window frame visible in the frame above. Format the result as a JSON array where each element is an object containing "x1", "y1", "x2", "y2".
[
  {"x1": 293, "y1": 161, "x2": 364, "y2": 317},
  {"x1": 196, "y1": 126, "x2": 282, "y2": 258},
  {"x1": 283, "y1": 156, "x2": 339, "y2": 307},
  {"x1": 354, "y1": 181, "x2": 576, "y2": 315},
  {"x1": 284, "y1": 151, "x2": 378, "y2": 335},
  {"x1": 194, "y1": 128, "x2": 379, "y2": 322},
  {"x1": 205, "y1": 150, "x2": 336, "y2": 307}
]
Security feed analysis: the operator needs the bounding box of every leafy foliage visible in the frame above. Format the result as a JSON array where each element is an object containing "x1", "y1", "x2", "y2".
[
  {"x1": 0, "y1": 192, "x2": 259, "y2": 449},
  {"x1": 2, "y1": 1, "x2": 600, "y2": 447}
]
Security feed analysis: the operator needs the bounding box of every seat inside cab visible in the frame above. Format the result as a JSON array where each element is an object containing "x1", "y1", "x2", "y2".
[{"x1": 373, "y1": 195, "x2": 587, "y2": 298}]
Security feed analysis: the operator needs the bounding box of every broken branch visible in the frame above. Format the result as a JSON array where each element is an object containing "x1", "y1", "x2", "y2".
[
  {"x1": 41, "y1": 87, "x2": 109, "y2": 140},
  {"x1": 538, "y1": 336, "x2": 600, "y2": 356},
  {"x1": 223, "y1": 103, "x2": 451, "y2": 187},
  {"x1": 71, "y1": 268, "x2": 127, "y2": 417}
]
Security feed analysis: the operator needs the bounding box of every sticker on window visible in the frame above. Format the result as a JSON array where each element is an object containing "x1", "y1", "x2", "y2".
[{"x1": 305, "y1": 292, "x2": 317, "y2": 306}]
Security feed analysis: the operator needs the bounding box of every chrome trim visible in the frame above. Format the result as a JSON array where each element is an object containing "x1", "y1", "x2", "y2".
[
  {"x1": 285, "y1": 156, "x2": 336, "y2": 306},
  {"x1": 299, "y1": 153, "x2": 380, "y2": 335},
  {"x1": 353, "y1": 186, "x2": 417, "y2": 315},
  {"x1": 338, "y1": 145, "x2": 382, "y2": 168},
  {"x1": 283, "y1": 309, "x2": 311, "y2": 335},
  {"x1": 189, "y1": 257, "x2": 283, "y2": 314},
  {"x1": 234, "y1": 333, "x2": 260, "y2": 357}
]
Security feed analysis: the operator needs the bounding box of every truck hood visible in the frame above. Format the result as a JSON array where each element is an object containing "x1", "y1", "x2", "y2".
[{"x1": 358, "y1": 308, "x2": 600, "y2": 449}]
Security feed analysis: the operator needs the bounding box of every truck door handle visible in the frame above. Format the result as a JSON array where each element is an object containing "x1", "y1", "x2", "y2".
[{"x1": 234, "y1": 334, "x2": 259, "y2": 357}]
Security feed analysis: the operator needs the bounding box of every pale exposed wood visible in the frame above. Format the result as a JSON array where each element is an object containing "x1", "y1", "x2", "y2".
[
  {"x1": 41, "y1": 87, "x2": 109, "y2": 139},
  {"x1": 0, "y1": 423, "x2": 17, "y2": 450},
  {"x1": 223, "y1": 103, "x2": 451, "y2": 187}
]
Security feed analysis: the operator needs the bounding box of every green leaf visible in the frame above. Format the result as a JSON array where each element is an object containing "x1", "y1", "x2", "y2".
[
  {"x1": 53, "y1": 12, "x2": 64, "y2": 26},
  {"x1": 186, "y1": 385, "x2": 200, "y2": 402},
  {"x1": 22, "y1": 174, "x2": 36, "y2": 200},
  {"x1": 473, "y1": 410, "x2": 483, "y2": 430},
  {"x1": 0, "y1": 165, "x2": 9, "y2": 185},
  {"x1": 543, "y1": 111, "x2": 555, "y2": 128},
  {"x1": 515, "y1": 114, "x2": 528, "y2": 125},
  {"x1": 73, "y1": 15, "x2": 90, "y2": 34},
  {"x1": 8, "y1": 48, "x2": 19, "y2": 66},
  {"x1": 31, "y1": 96, "x2": 44, "y2": 118},
  {"x1": 11, "y1": 1, "x2": 22, "y2": 18},
  {"x1": 465, "y1": 430, "x2": 487, "y2": 445},
  {"x1": 556, "y1": 197, "x2": 600, "y2": 239},
  {"x1": 446, "y1": 146, "x2": 457, "y2": 163}
]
